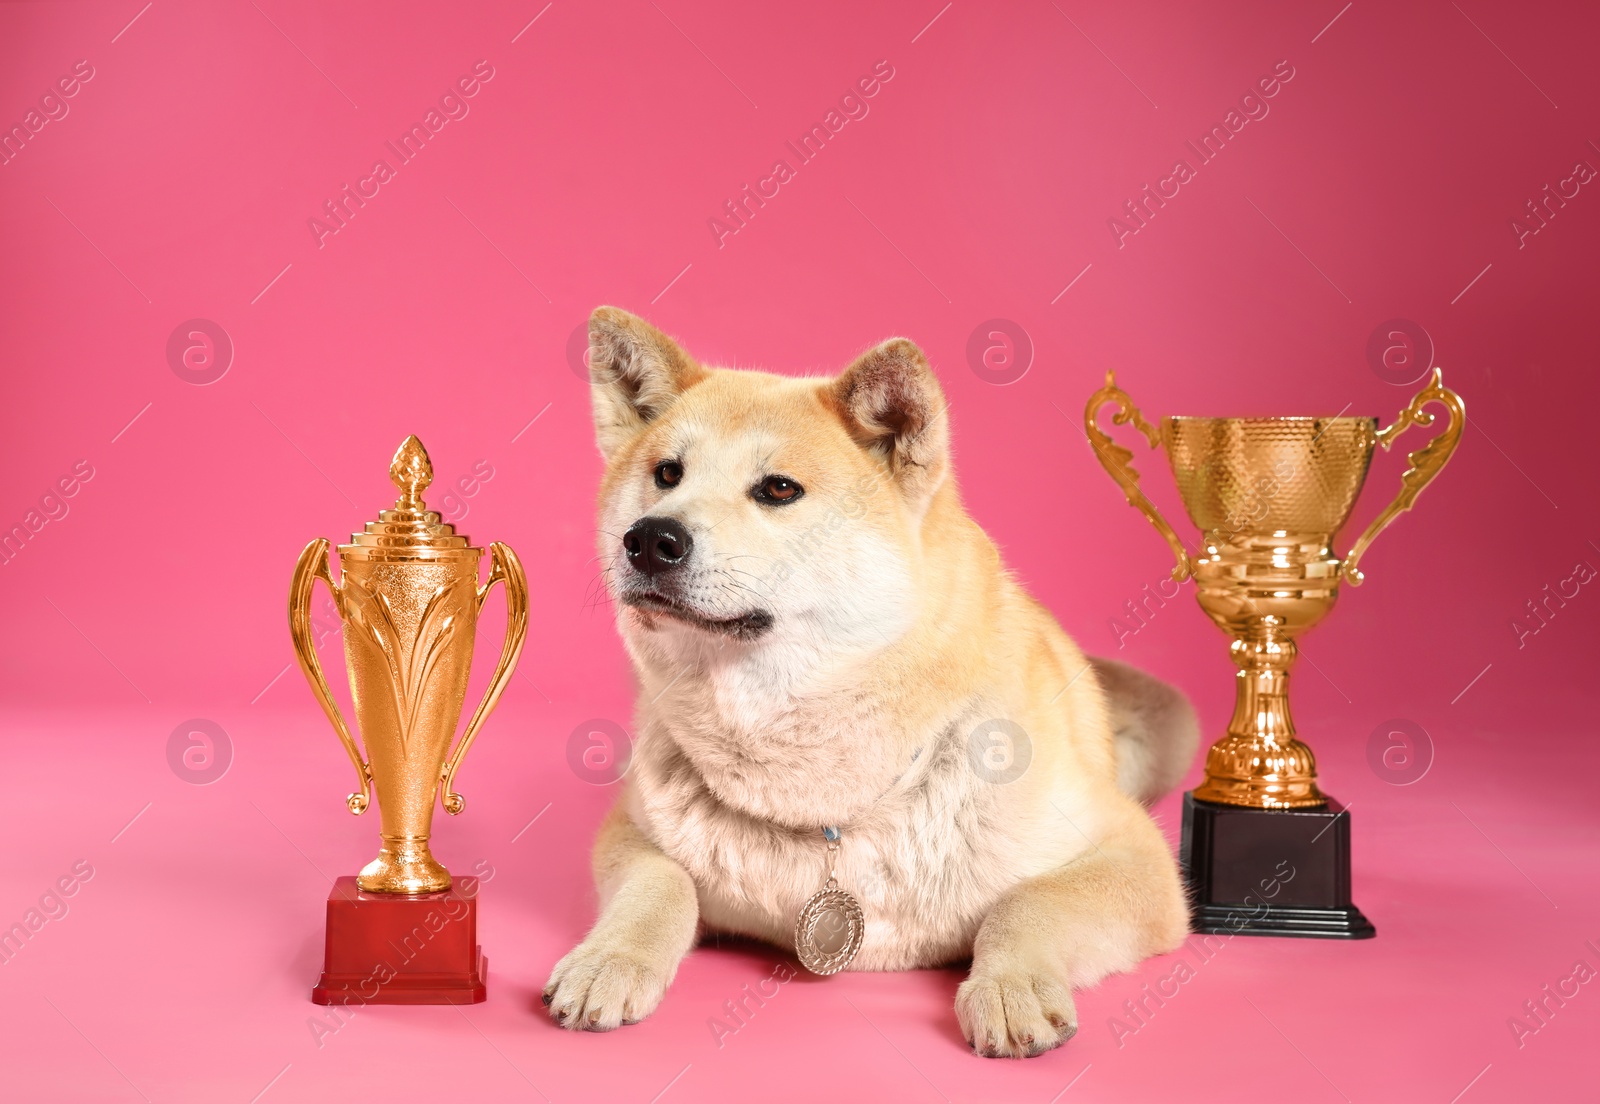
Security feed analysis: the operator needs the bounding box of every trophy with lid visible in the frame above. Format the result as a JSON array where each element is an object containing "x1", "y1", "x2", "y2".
[{"x1": 290, "y1": 436, "x2": 528, "y2": 1004}]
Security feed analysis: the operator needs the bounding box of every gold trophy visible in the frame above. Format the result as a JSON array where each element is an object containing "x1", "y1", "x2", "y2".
[
  {"x1": 1084, "y1": 369, "x2": 1463, "y2": 937},
  {"x1": 289, "y1": 436, "x2": 528, "y2": 894}
]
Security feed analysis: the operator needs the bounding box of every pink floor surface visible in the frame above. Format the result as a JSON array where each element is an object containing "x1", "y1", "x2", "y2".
[{"x1": 2, "y1": 697, "x2": 1593, "y2": 1104}]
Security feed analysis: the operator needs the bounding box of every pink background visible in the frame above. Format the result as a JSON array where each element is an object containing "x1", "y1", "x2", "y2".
[{"x1": 2, "y1": 1, "x2": 1597, "y2": 1101}]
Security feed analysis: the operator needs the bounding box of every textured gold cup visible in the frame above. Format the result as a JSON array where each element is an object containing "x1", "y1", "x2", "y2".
[
  {"x1": 1085, "y1": 370, "x2": 1463, "y2": 809},
  {"x1": 288, "y1": 436, "x2": 528, "y2": 891}
]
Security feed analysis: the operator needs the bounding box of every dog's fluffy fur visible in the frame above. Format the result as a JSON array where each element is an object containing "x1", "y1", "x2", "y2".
[{"x1": 543, "y1": 308, "x2": 1198, "y2": 1057}]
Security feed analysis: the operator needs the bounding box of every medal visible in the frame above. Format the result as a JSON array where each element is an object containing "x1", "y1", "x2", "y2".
[{"x1": 794, "y1": 825, "x2": 864, "y2": 976}]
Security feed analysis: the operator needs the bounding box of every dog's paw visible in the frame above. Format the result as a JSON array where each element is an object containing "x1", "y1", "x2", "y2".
[
  {"x1": 542, "y1": 940, "x2": 668, "y2": 1031},
  {"x1": 955, "y1": 969, "x2": 1078, "y2": 1058}
]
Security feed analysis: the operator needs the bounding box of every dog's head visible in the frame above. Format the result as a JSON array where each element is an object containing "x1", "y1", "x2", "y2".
[{"x1": 588, "y1": 306, "x2": 950, "y2": 670}]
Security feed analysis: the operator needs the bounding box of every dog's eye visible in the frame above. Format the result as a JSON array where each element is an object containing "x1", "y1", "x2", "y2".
[
  {"x1": 654, "y1": 461, "x2": 683, "y2": 489},
  {"x1": 753, "y1": 475, "x2": 803, "y2": 505}
]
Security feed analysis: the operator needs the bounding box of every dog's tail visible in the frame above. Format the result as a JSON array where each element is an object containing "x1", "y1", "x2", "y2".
[{"x1": 1090, "y1": 656, "x2": 1200, "y2": 805}]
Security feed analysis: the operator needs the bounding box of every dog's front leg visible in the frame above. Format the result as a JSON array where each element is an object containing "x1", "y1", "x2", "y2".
[
  {"x1": 956, "y1": 813, "x2": 1188, "y2": 1058},
  {"x1": 543, "y1": 803, "x2": 699, "y2": 1031}
]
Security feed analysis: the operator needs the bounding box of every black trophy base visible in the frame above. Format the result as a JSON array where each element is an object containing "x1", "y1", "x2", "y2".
[
  {"x1": 1180, "y1": 791, "x2": 1375, "y2": 940},
  {"x1": 1190, "y1": 902, "x2": 1375, "y2": 938}
]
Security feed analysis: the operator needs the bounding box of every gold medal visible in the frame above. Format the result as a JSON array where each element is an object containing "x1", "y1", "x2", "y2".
[{"x1": 794, "y1": 826, "x2": 864, "y2": 975}]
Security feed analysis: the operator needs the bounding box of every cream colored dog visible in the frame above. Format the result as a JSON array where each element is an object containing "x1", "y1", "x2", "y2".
[{"x1": 543, "y1": 307, "x2": 1198, "y2": 1057}]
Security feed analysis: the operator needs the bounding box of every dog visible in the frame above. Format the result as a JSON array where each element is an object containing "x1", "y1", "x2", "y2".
[{"x1": 543, "y1": 307, "x2": 1198, "y2": 1057}]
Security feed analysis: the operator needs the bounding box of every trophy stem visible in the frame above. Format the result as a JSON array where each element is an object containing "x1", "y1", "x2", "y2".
[
  {"x1": 358, "y1": 834, "x2": 451, "y2": 894},
  {"x1": 1192, "y1": 627, "x2": 1326, "y2": 809}
]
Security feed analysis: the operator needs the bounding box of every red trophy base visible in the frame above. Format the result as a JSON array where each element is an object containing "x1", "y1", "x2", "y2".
[{"x1": 311, "y1": 875, "x2": 487, "y2": 1005}]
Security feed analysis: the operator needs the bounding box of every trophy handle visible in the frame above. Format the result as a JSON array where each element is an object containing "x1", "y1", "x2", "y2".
[
  {"x1": 289, "y1": 538, "x2": 372, "y2": 814},
  {"x1": 440, "y1": 541, "x2": 529, "y2": 816},
  {"x1": 1084, "y1": 370, "x2": 1194, "y2": 582},
  {"x1": 1340, "y1": 367, "x2": 1465, "y2": 585}
]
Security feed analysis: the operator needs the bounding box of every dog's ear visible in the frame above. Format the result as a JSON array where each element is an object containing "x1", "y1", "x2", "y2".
[
  {"x1": 588, "y1": 306, "x2": 706, "y2": 461},
  {"x1": 829, "y1": 338, "x2": 949, "y2": 508}
]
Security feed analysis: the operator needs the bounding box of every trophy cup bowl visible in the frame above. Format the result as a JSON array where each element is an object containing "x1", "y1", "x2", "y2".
[
  {"x1": 289, "y1": 436, "x2": 529, "y2": 893},
  {"x1": 1085, "y1": 369, "x2": 1463, "y2": 935}
]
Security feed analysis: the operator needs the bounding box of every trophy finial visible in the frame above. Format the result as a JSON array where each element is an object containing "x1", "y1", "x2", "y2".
[{"x1": 390, "y1": 435, "x2": 433, "y2": 510}]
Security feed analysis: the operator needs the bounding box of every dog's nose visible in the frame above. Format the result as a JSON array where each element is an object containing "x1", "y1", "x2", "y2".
[{"x1": 623, "y1": 516, "x2": 693, "y2": 576}]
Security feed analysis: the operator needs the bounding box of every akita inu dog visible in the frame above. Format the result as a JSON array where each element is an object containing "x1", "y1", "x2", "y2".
[{"x1": 543, "y1": 307, "x2": 1198, "y2": 1057}]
